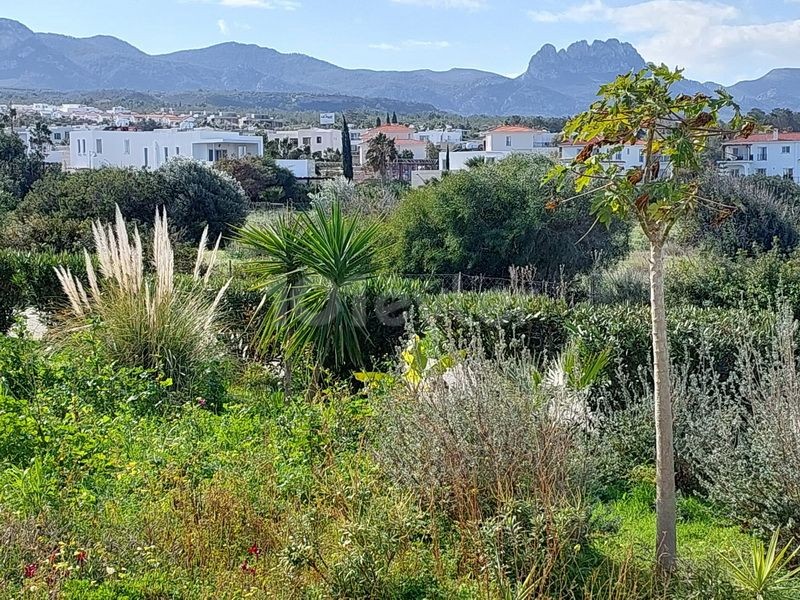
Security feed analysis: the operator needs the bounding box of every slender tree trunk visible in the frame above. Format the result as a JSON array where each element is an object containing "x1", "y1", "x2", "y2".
[{"x1": 649, "y1": 238, "x2": 677, "y2": 572}]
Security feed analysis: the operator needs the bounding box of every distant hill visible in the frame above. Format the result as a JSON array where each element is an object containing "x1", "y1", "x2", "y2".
[{"x1": 0, "y1": 18, "x2": 796, "y2": 116}]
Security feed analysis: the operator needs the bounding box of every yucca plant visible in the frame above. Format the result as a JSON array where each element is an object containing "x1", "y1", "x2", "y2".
[
  {"x1": 237, "y1": 201, "x2": 382, "y2": 374},
  {"x1": 55, "y1": 206, "x2": 230, "y2": 399},
  {"x1": 722, "y1": 530, "x2": 800, "y2": 599}
]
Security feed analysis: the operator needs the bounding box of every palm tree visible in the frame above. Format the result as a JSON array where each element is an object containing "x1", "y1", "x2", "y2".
[
  {"x1": 237, "y1": 201, "x2": 382, "y2": 378},
  {"x1": 30, "y1": 121, "x2": 51, "y2": 156},
  {"x1": 365, "y1": 133, "x2": 398, "y2": 180}
]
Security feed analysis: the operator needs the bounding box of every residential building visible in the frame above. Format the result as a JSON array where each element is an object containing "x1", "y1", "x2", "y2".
[
  {"x1": 269, "y1": 127, "x2": 366, "y2": 157},
  {"x1": 719, "y1": 130, "x2": 800, "y2": 183},
  {"x1": 416, "y1": 128, "x2": 464, "y2": 145},
  {"x1": 359, "y1": 124, "x2": 423, "y2": 164},
  {"x1": 68, "y1": 128, "x2": 263, "y2": 170},
  {"x1": 484, "y1": 125, "x2": 558, "y2": 152},
  {"x1": 559, "y1": 138, "x2": 649, "y2": 170}
]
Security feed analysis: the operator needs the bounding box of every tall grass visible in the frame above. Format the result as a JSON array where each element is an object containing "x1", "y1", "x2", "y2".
[{"x1": 55, "y1": 206, "x2": 230, "y2": 397}]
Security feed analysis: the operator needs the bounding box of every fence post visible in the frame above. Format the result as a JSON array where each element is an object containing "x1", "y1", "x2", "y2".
[{"x1": 457, "y1": 272, "x2": 462, "y2": 293}]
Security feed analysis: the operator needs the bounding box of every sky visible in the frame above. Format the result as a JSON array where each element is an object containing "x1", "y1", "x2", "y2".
[{"x1": 2, "y1": 0, "x2": 800, "y2": 85}]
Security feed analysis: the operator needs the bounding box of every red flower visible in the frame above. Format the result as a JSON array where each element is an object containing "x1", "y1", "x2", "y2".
[
  {"x1": 247, "y1": 542, "x2": 261, "y2": 557},
  {"x1": 76, "y1": 550, "x2": 87, "y2": 566},
  {"x1": 23, "y1": 563, "x2": 38, "y2": 578},
  {"x1": 240, "y1": 559, "x2": 256, "y2": 575}
]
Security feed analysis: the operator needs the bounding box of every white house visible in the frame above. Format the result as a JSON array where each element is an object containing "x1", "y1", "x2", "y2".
[
  {"x1": 719, "y1": 131, "x2": 800, "y2": 183},
  {"x1": 416, "y1": 129, "x2": 464, "y2": 145},
  {"x1": 559, "y1": 138, "x2": 650, "y2": 171},
  {"x1": 269, "y1": 127, "x2": 366, "y2": 156},
  {"x1": 68, "y1": 128, "x2": 263, "y2": 170},
  {"x1": 484, "y1": 125, "x2": 558, "y2": 152}
]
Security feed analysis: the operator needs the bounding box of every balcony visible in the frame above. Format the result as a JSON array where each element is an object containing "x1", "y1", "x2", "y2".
[{"x1": 720, "y1": 153, "x2": 753, "y2": 162}]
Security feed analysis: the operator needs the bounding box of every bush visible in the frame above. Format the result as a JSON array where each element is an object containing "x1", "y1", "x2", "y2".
[
  {"x1": 666, "y1": 249, "x2": 800, "y2": 318},
  {"x1": 680, "y1": 174, "x2": 800, "y2": 255},
  {"x1": 1, "y1": 168, "x2": 167, "y2": 252},
  {"x1": 158, "y1": 158, "x2": 248, "y2": 244},
  {"x1": 0, "y1": 250, "x2": 86, "y2": 332},
  {"x1": 389, "y1": 154, "x2": 629, "y2": 281},
  {"x1": 215, "y1": 155, "x2": 302, "y2": 205}
]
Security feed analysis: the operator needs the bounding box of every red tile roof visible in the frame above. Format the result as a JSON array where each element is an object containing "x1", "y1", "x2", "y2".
[{"x1": 725, "y1": 132, "x2": 800, "y2": 144}]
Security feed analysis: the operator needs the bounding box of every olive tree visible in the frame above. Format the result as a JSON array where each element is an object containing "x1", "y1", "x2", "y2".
[{"x1": 545, "y1": 64, "x2": 753, "y2": 572}]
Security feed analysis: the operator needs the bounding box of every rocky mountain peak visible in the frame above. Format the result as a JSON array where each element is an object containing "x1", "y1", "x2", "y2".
[{"x1": 524, "y1": 38, "x2": 646, "y2": 80}]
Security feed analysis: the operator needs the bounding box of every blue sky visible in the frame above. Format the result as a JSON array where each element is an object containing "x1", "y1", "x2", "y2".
[{"x1": 3, "y1": 0, "x2": 800, "y2": 84}]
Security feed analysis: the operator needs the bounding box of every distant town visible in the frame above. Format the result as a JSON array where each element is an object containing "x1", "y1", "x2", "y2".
[{"x1": 2, "y1": 100, "x2": 796, "y2": 185}]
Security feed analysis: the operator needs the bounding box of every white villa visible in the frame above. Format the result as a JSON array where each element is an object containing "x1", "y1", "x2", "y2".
[
  {"x1": 559, "y1": 138, "x2": 649, "y2": 170},
  {"x1": 719, "y1": 131, "x2": 800, "y2": 183},
  {"x1": 269, "y1": 127, "x2": 367, "y2": 157},
  {"x1": 439, "y1": 125, "x2": 558, "y2": 171},
  {"x1": 68, "y1": 128, "x2": 263, "y2": 170}
]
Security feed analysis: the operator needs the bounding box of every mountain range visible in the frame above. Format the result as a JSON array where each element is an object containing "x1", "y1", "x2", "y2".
[{"x1": 1, "y1": 18, "x2": 799, "y2": 116}]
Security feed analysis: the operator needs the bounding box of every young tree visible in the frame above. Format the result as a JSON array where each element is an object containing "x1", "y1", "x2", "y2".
[
  {"x1": 545, "y1": 65, "x2": 752, "y2": 573},
  {"x1": 365, "y1": 133, "x2": 398, "y2": 180},
  {"x1": 30, "y1": 120, "x2": 51, "y2": 156},
  {"x1": 376, "y1": 116, "x2": 382, "y2": 127},
  {"x1": 341, "y1": 114, "x2": 354, "y2": 180}
]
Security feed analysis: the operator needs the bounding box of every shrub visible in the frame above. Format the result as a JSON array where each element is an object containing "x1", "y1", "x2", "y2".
[
  {"x1": 388, "y1": 154, "x2": 629, "y2": 280},
  {"x1": 0, "y1": 249, "x2": 85, "y2": 332},
  {"x1": 680, "y1": 173, "x2": 800, "y2": 255},
  {"x1": 215, "y1": 155, "x2": 302, "y2": 205},
  {"x1": 158, "y1": 158, "x2": 248, "y2": 244},
  {"x1": 1, "y1": 168, "x2": 167, "y2": 252},
  {"x1": 55, "y1": 207, "x2": 230, "y2": 406}
]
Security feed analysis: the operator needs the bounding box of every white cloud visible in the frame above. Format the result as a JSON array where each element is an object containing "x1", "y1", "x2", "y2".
[
  {"x1": 528, "y1": 0, "x2": 800, "y2": 83},
  {"x1": 217, "y1": 19, "x2": 230, "y2": 34},
  {"x1": 391, "y1": 0, "x2": 486, "y2": 10},
  {"x1": 369, "y1": 39, "x2": 451, "y2": 51}
]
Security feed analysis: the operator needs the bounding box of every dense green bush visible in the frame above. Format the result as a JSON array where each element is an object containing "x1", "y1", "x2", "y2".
[
  {"x1": 680, "y1": 174, "x2": 800, "y2": 255},
  {"x1": 666, "y1": 248, "x2": 800, "y2": 316},
  {"x1": 158, "y1": 158, "x2": 248, "y2": 244},
  {"x1": 215, "y1": 155, "x2": 304, "y2": 205},
  {"x1": 0, "y1": 250, "x2": 85, "y2": 332},
  {"x1": 1, "y1": 161, "x2": 247, "y2": 253},
  {"x1": 389, "y1": 154, "x2": 629, "y2": 280},
  {"x1": 1, "y1": 168, "x2": 167, "y2": 252}
]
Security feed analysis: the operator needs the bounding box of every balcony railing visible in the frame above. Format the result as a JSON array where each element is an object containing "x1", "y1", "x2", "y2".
[{"x1": 722, "y1": 154, "x2": 753, "y2": 161}]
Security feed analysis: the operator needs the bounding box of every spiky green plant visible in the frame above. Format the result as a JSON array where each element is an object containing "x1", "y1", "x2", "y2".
[
  {"x1": 55, "y1": 206, "x2": 229, "y2": 394},
  {"x1": 722, "y1": 530, "x2": 800, "y2": 599},
  {"x1": 237, "y1": 201, "x2": 382, "y2": 370}
]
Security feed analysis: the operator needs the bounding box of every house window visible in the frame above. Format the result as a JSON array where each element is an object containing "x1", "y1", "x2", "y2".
[
  {"x1": 208, "y1": 149, "x2": 214, "y2": 162},
  {"x1": 614, "y1": 152, "x2": 622, "y2": 161},
  {"x1": 95, "y1": 139, "x2": 102, "y2": 154},
  {"x1": 238, "y1": 145, "x2": 246, "y2": 158},
  {"x1": 123, "y1": 139, "x2": 130, "y2": 154},
  {"x1": 757, "y1": 147, "x2": 768, "y2": 161},
  {"x1": 302, "y1": 137, "x2": 311, "y2": 146},
  {"x1": 784, "y1": 168, "x2": 794, "y2": 179},
  {"x1": 143, "y1": 147, "x2": 148, "y2": 168},
  {"x1": 316, "y1": 136, "x2": 322, "y2": 144},
  {"x1": 783, "y1": 146, "x2": 791, "y2": 154},
  {"x1": 175, "y1": 147, "x2": 180, "y2": 155},
  {"x1": 757, "y1": 168, "x2": 767, "y2": 175},
  {"x1": 164, "y1": 147, "x2": 168, "y2": 161},
  {"x1": 639, "y1": 150, "x2": 644, "y2": 163},
  {"x1": 505, "y1": 136, "x2": 512, "y2": 147},
  {"x1": 53, "y1": 132, "x2": 61, "y2": 140},
  {"x1": 78, "y1": 139, "x2": 86, "y2": 154}
]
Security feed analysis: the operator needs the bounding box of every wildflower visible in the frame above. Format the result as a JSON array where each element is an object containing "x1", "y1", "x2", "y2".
[
  {"x1": 197, "y1": 397, "x2": 207, "y2": 407},
  {"x1": 23, "y1": 563, "x2": 38, "y2": 578},
  {"x1": 247, "y1": 542, "x2": 261, "y2": 557},
  {"x1": 75, "y1": 550, "x2": 87, "y2": 566},
  {"x1": 240, "y1": 559, "x2": 256, "y2": 575}
]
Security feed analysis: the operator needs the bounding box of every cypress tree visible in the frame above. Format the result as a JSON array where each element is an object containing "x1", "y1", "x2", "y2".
[
  {"x1": 391, "y1": 111, "x2": 398, "y2": 124},
  {"x1": 341, "y1": 114, "x2": 353, "y2": 180},
  {"x1": 444, "y1": 144, "x2": 450, "y2": 171},
  {"x1": 376, "y1": 116, "x2": 382, "y2": 127},
  {"x1": 386, "y1": 112, "x2": 391, "y2": 125}
]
